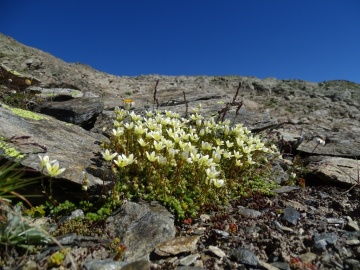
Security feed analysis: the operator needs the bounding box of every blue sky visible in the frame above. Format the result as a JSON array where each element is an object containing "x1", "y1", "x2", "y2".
[{"x1": 1, "y1": 1, "x2": 360, "y2": 83}]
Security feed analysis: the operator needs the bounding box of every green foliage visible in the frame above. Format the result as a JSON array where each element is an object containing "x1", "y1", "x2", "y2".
[
  {"x1": 24, "y1": 205, "x2": 46, "y2": 218},
  {"x1": 84, "y1": 200, "x2": 120, "y2": 222},
  {"x1": 47, "y1": 248, "x2": 70, "y2": 268},
  {"x1": 50, "y1": 200, "x2": 76, "y2": 217},
  {"x1": 101, "y1": 106, "x2": 280, "y2": 219},
  {"x1": 52, "y1": 219, "x2": 103, "y2": 237},
  {"x1": 0, "y1": 158, "x2": 39, "y2": 201},
  {"x1": 0, "y1": 204, "x2": 51, "y2": 250}
]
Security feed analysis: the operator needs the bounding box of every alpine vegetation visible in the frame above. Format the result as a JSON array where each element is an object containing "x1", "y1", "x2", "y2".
[{"x1": 101, "y1": 105, "x2": 280, "y2": 219}]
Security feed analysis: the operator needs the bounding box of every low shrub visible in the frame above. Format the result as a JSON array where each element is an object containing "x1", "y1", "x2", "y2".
[{"x1": 101, "y1": 105, "x2": 280, "y2": 219}]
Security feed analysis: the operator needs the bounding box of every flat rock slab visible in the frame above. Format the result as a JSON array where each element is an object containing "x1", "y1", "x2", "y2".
[
  {"x1": 0, "y1": 103, "x2": 107, "y2": 189},
  {"x1": 297, "y1": 131, "x2": 360, "y2": 158},
  {"x1": 307, "y1": 156, "x2": 360, "y2": 186}
]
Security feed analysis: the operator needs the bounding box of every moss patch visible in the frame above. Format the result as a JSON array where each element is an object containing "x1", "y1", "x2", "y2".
[
  {"x1": 2, "y1": 104, "x2": 48, "y2": 121},
  {"x1": 0, "y1": 138, "x2": 25, "y2": 159}
]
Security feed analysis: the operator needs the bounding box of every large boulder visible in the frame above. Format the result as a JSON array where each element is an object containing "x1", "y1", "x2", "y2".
[
  {"x1": 35, "y1": 98, "x2": 104, "y2": 130},
  {"x1": 0, "y1": 103, "x2": 107, "y2": 198}
]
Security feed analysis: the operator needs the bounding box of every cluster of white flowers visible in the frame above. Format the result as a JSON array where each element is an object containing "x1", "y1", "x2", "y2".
[
  {"x1": 102, "y1": 105, "x2": 278, "y2": 189},
  {"x1": 38, "y1": 155, "x2": 66, "y2": 177}
]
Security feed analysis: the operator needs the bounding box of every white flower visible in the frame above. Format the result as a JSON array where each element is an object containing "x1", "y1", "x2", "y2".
[
  {"x1": 189, "y1": 133, "x2": 199, "y2": 142},
  {"x1": 206, "y1": 166, "x2": 220, "y2": 179},
  {"x1": 190, "y1": 152, "x2": 201, "y2": 162},
  {"x1": 113, "y1": 120, "x2": 122, "y2": 128},
  {"x1": 181, "y1": 133, "x2": 189, "y2": 141},
  {"x1": 212, "y1": 150, "x2": 222, "y2": 163},
  {"x1": 223, "y1": 150, "x2": 233, "y2": 159},
  {"x1": 210, "y1": 178, "x2": 225, "y2": 188},
  {"x1": 225, "y1": 140, "x2": 234, "y2": 148},
  {"x1": 113, "y1": 154, "x2": 128, "y2": 167},
  {"x1": 129, "y1": 111, "x2": 141, "y2": 122},
  {"x1": 146, "y1": 151, "x2": 157, "y2": 162},
  {"x1": 201, "y1": 141, "x2": 212, "y2": 151},
  {"x1": 199, "y1": 155, "x2": 215, "y2": 167},
  {"x1": 134, "y1": 124, "x2": 147, "y2": 135},
  {"x1": 150, "y1": 131, "x2": 163, "y2": 141},
  {"x1": 138, "y1": 138, "x2": 148, "y2": 147},
  {"x1": 154, "y1": 141, "x2": 166, "y2": 151},
  {"x1": 215, "y1": 139, "x2": 224, "y2": 146},
  {"x1": 145, "y1": 111, "x2": 154, "y2": 117},
  {"x1": 236, "y1": 138, "x2": 244, "y2": 147},
  {"x1": 233, "y1": 150, "x2": 243, "y2": 159},
  {"x1": 165, "y1": 110, "x2": 173, "y2": 117},
  {"x1": 124, "y1": 122, "x2": 134, "y2": 130},
  {"x1": 157, "y1": 155, "x2": 167, "y2": 166},
  {"x1": 126, "y1": 154, "x2": 135, "y2": 165},
  {"x1": 38, "y1": 155, "x2": 56, "y2": 168},
  {"x1": 162, "y1": 139, "x2": 174, "y2": 149},
  {"x1": 102, "y1": 150, "x2": 117, "y2": 161},
  {"x1": 114, "y1": 107, "x2": 127, "y2": 120},
  {"x1": 167, "y1": 148, "x2": 178, "y2": 158},
  {"x1": 181, "y1": 151, "x2": 192, "y2": 163},
  {"x1": 235, "y1": 159, "x2": 243, "y2": 167},
  {"x1": 112, "y1": 127, "x2": 124, "y2": 137},
  {"x1": 46, "y1": 161, "x2": 66, "y2": 177}
]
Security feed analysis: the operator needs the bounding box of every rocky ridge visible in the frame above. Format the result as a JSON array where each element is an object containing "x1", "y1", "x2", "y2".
[{"x1": 0, "y1": 33, "x2": 359, "y2": 269}]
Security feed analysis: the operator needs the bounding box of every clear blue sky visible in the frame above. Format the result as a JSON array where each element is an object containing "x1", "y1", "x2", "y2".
[{"x1": 1, "y1": 1, "x2": 360, "y2": 83}]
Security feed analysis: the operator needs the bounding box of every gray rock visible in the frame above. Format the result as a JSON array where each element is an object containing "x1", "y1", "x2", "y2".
[
  {"x1": 307, "y1": 156, "x2": 360, "y2": 186},
  {"x1": 155, "y1": 235, "x2": 200, "y2": 256},
  {"x1": 237, "y1": 206, "x2": 262, "y2": 218},
  {"x1": 212, "y1": 229, "x2": 230, "y2": 238},
  {"x1": 314, "y1": 232, "x2": 338, "y2": 250},
  {"x1": 344, "y1": 259, "x2": 360, "y2": 270},
  {"x1": 229, "y1": 247, "x2": 259, "y2": 266},
  {"x1": 179, "y1": 254, "x2": 200, "y2": 266},
  {"x1": 82, "y1": 259, "x2": 127, "y2": 270},
  {"x1": 121, "y1": 260, "x2": 151, "y2": 270},
  {"x1": 0, "y1": 104, "x2": 106, "y2": 192},
  {"x1": 208, "y1": 245, "x2": 227, "y2": 258},
  {"x1": 297, "y1": 132, "x2": 360, "y2": 157},
  {"x1": 106, "y1": 201, "x2": 175, "y2": 262},
  {"x1": 346, "y1": 217, "x2": 360, "y2": 231},
  {"x1": 270, "y1": 261, "x2": 290, "y2": 270},
  {"x1": 176, "y1": 267, "x2": 204, "y2": 270},
  {"x1": 272, "y1": 186, "x2": 300, "y2": 194},
  {"x1": 36, "y1": 98, "x2": 104, "y2": 130},
  {"x1": 22, "y1": 260, "x2": 37, "y2": 270},
  {"x1": 280, "y1": 206, "x2": 301, "y2": 226}
]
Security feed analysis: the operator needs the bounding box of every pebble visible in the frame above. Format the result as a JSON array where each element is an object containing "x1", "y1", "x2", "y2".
[
  {"x1": 179, "y1": 254, "x2": 200, "y2": 266},
  {"x1": 346, "y1": 217, "x2": 360, "y2": 231},
  {"x1": 237, "y1": 206, "x2": 262, "y2": 218},
  {"x1": 208, "y1": 245, "x2": 227, "y2": 258}
]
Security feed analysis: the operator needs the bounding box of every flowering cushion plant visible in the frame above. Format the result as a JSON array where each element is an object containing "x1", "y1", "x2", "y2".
[{"x1": 101, "y1": 105, "x2": 280, "y2": 219}]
